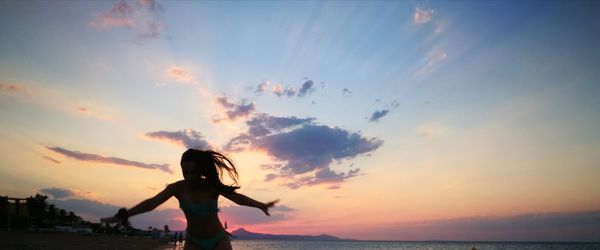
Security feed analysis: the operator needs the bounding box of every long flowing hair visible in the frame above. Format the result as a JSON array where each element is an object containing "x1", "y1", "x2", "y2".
[{"x1": 181, "y1": 149, "x2": 240, "y2": 193}]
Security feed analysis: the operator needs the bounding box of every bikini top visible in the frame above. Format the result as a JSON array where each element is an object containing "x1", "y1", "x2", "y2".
[{"x1": 179, "y1": 199, "x2": 219, "y2": 217}]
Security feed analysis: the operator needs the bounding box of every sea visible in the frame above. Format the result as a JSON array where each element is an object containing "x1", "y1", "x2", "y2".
[{"x1": 163, "y1": 240, "x2": 600, "y2": 250}]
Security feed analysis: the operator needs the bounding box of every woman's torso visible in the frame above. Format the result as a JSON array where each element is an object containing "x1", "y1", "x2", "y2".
[{"x1": 173, "y1": 180, "x2": 225, "y2": 238}]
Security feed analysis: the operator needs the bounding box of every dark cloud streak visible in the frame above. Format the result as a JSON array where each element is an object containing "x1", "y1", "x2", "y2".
[{"x1": 46, "y1": 146, "x2": 172, "y2": 174}]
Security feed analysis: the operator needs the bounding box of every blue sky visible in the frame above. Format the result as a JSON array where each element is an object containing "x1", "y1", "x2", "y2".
[{"x1": 1, "y1": 0, "x2": 599, "y2": 241}]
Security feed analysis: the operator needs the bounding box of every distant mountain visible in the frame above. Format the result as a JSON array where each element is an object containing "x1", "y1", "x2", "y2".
[{"x1": 231, "y1": 228, "x2": 348, "y2": 241}]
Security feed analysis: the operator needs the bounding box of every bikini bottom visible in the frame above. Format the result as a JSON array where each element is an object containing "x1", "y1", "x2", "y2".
[{"x1": 186, "y1": 230, "x2": 227, "y2": 250}]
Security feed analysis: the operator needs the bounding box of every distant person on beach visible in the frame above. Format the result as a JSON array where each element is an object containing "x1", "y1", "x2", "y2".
[{"x1": 101, "y1": 149, "x2": 278, "y2": 250}]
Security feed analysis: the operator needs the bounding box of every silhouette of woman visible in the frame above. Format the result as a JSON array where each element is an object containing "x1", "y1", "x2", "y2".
[{"x1": 101, "y1": 149, "x2": 278, "y2": 250}]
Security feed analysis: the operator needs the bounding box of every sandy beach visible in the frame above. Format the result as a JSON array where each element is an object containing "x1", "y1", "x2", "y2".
[{"x1": 0, "y1": 230, "x2": 175, "y2": 250}]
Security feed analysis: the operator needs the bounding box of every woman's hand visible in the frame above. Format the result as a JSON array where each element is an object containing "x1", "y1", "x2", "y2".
[
  {"x1": 101, "y1": 208, "x2": 129, "y2": 224},
  {"x1": 260, "y1": 199, "x2": 280, "y2": 216}
]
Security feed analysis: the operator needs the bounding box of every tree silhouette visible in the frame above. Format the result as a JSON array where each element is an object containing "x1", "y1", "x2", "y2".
[{"x1": 26, "y1": 193, "x2": 48, "y2": 225}]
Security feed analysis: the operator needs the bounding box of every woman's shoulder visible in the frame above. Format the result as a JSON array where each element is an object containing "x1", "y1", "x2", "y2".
[{"x1": 167, "y1": 180, "x2": 186, "y2": 191}]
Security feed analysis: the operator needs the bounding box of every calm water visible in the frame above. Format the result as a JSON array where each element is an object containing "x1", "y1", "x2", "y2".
[{"x1": 165, "y1": 240, "x2": 600, "y2": 250}]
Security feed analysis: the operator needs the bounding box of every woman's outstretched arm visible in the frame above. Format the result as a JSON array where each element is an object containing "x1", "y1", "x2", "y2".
[
  {"x1": 221, "y1": 191, "x2": 278, "y2": 215},
  {"x1": 101, "y1": 183, "x2": 177, "y2": 223}
]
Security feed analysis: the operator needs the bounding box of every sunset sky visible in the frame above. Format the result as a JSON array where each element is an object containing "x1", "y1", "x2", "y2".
[{"x1": 1, "y1": 0, "x2": 599, "y2": 241}]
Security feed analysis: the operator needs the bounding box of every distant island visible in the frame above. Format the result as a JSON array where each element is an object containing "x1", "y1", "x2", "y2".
[{"x1": 231, "y1": 228, "x2": 350, "y2": 241}]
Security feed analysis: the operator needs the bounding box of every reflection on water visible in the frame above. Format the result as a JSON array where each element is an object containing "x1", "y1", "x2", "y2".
[{"x1": 158, "y1": 240, "x2": 600, "y2": 250}]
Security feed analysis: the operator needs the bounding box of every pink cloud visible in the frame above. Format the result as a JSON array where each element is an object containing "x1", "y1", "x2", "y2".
[
  {"x1": 414, "y1": 7, "x2": 434, "y2": 24},
  {"x1": 414, "y1": 50, "x2": 448, "y2": 79},
  {"x1": 90, "y1": 0, "x2": 166, "y2": 40},
  {"x1": 75, "y1": 105, "x2": 112, "y2": 120},
  {"x1": 90, "y1": 1, "x2": 134, "y2": 29},
  {"x1": 165, "y1": 66, "x2": 195, "y2": 83},
  {"x1": 0, "y1": 82, "x2": 30, "y2": 96}
]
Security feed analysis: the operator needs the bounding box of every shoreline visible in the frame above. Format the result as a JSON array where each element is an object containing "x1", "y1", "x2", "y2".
[{"x1": 0, "y1": 230, "x2": 174, "y2": 250}]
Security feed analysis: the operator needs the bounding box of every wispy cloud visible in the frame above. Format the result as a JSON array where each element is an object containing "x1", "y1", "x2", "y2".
[
  {"x1": 414, "y1": 49, "x2": 448, "y2": 79},
  {"x1": 369, "y1": 110, "x2": 390, "y2": 122},
  {"x1": 255, "y1": 81, "x2": 270, "y2": 94},
  {"x1": 46, "y1": 146, "x2": 172, "y2": 174},
  {"x1": 90, "y1": 0, "x2": 166, "y2": 40},
  {"x1": 225, "y1": 114, "x2": 382, "y2": 189},
  {"x1": 1, "y1": 81, "x2": 114, "y2": 121},
  {"x1": 214, "y1": 96, "x2": 256, "y2": 122},
  {"x1": 90, "y1": 1, "x2": 134, "y2": 29},
  {"x1": 76, "y1": 105, "x2": 112, "y2": 120},
  {"x1": 416, "y1": 122, "x2": 447, "y2": 139},
  {"x1": 165, "y1": 66, "x2": 196, "y2": 84},
  {"x1": 0, "y1": 82, "x2": 30, "y2": 97},
  {"x1": 381, "y1": 211, "x2": 600, "y2": 241},
  {"x1": 42, "y1": 155, "x2": 61, "y2": 164},
  {"x1": 414, "y1": 7, "x2": 434, "y2": 24},
  {"x1": 145, "y1": 129, "x2": 211, "y2": 149}
]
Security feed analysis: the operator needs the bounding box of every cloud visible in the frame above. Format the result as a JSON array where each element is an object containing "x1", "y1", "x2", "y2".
[
  {"x1": 0, "y1": 82, "x2": 30, "y2": 97},
  {"x1": 272, "y1": 84, "x2": 297, "y2": 97},
  {"x1": 165, "y1": 66, "x2": 195, "y2": 83},
  {"x1": 220, "y1": 205, "x2": 293, "y2": 226},
  {"x1": 414, "y1": 7, "x2": 434, "y2": 24},
  {"x1": 42, "y1": 155, "x2": 61, "y2": 164},
  {"x1": 245, "y1": 114, "x2": 316, "y2": 137},
  {"x1": 369, "y1": 110, "x2": 390, "y2": 122},
  {"x1": 225, "y1": 114, "x2": 382, "y2": 189},
  {"x1": 342, "y1": 88, "x2": 352, "y2": 96},
  {"x1": 39, "y1": 185, "x2": 184, "y2": 229},
  {"x1": 255, "y1": 81, "x2": 269, "y2": 94},
  {"x1": 297, "y1": 79, "x2": 314, "y2": 97},
  {"x1": 283, "y1": 168, "x2": 361, "y2": 189},
  {"x1": 90, "y1": 1, "x2": 134, "y2": 29},
  {"x1": 2, "y1": 82, "x2": 114, "y2": 121},
  {"x1": 383, "y1": 211, "x2": 600, "y2": 241},
  {"x1": 214, "y1": 96, "x2": 256, "y2": 121},
  {"x1": 39, "y1": 187, "x2": 97, "y2": 200},
  {"x1": 46, "y1": 146, "x2": 172, "y2": 174},
  {"x1": 145, "y1": 129, "x2": 211, "y2": 149},
  {"x1": 39, "y1": 187, "x2": 75, "y2": 199},
  {"x1": 270, "y1": 78, "x2": 317, "y2": 98},
  {"x1": 76, "y1": 105, "x2": 112, "y2": 120},
  {"x1": 49, "y1": 198, "x2": 118, "y2": 221},
  {"x1": 90, "y1": 0, "x2": 166, "y2": 40},
  {"x1": 414, "y1": 50, "x2": 448, "y2": 79},
  {"x1": 416, "y1": 122, "x2": 446, "y2": 139}
]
